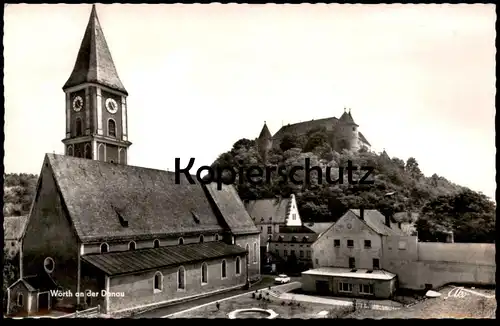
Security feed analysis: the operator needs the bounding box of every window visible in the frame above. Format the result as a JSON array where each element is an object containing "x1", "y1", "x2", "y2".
[
  {"x1": 275, "y1": 249, "x2": 279, "y2": 255},
  {"x1": 364, "y1": 240, "x2": 371, "y2": 248},
  {"x1": 215, "y1": 234, "x2": 219, "y2": 241},
  {"x1": 334, "y1": 239, "x2": 340, "y2": 247},
  {"x1": 349, "y1": 257, "x2": 355, "y2": 268},
  {"x1": 128, "y1": 241, "x2": 136, "y2": 250},
  {"x1": 154, "y1": 272, "x2": 163, "y2": 292},
  {"x1": 201, "y1": 263, "x2": 208, "y2": 284},
  {"x1": 284, "y1": 250, "x2": 288, "y2": 257},
  {"x1": 267, "y1": 226, "x2": 272, "y2": 234},
  {"x1": 199, "y1": 235, "x2": 204, "y2": 243},
  {"x1": 235, "y1": 257, "x2": 241, "y2": 275},
  {"x1": 347, "y1": 239, "x2": 354, "y2": 248},
  {"x1": 359, "y1": 284, "x2": 374, "y2": 295},
  {"x1": 11, "y1": 242, "x2": 15, "y2": 247},
  {"x1": 100, "y1": 243, "x2": 109, "y2": 253},
  {"x1": 178, "y1": 237, "x2": 184, "y2": 245},
  {"x1": 260, "y1": 226, "x2": 263, "y2": 232},
  {"x1": 315, "y1": 258, "x2": 319, "y2": 264},
  {"x1": 253, "y1": 243, "x2": 257, "y2": 263},
  {"x1": 44, "y1": 257, "x2": 55, "y2": 273},
  {"x1": 278, "y1": 236, "x2": 283, "y2": 242},
  {"x1": 108, "y1": 119, "x2": 116, "y2": 137},
  {"x1": 291, "y1": 236, "x2": 298, "y2": 242},
  {"x1": 67, "y1": 146, "x2": 74, "y2": 156},
  {"x1": 339, "y1": 282, "x2": 353, "y2": 293},
  {"x1": 307, "y1": 251, "x2": 311, "y2": 258},
  {"x1": 153, "y1": 239, "x2": 160, "y2": 248},
  {"x1": 177, "y1": 266, "x2": 185, "y2": 290},
  {"x1": 246, "y1": 243, "x2": 250, "y2": 257},
  {"x1": 292, "y1": 213, "x2": 296, "y2": 220},
  {"x1": 75, "y1": 118, "x2": 82, "y2": 136},
  {"x1": 373, "y1": 258, "x2": 380, "y2": 269},
  {"x1": 398, "y1": 241, "x2": 407, "y2": 250},
  {"x1": 291, "y1": 250, "x2": 295, "y2": 257},
  {"x1": 221, "y1": 260, "x2": 227, "y2": 279},
  {"x1": 17, "y1": 293, "x2": 23, "y2": 307},
  {"x1": 299, "y1": 250, "x2": 304, "y2": 258},
  {"x1": 302, "y1": 236, "x2": 308, "y2": 243}
]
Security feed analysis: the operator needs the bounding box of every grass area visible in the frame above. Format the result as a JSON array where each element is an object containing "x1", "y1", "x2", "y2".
[
  {"x1": 347, "y1": 286, "x2": 496, "y2": 319},
  {"x1": 171, "y1": 291, "x2": 353, "y2": 319}
]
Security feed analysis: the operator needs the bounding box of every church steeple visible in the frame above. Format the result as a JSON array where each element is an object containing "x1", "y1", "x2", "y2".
[
  {"x1": 62, "y1": 4, "x2": 131, "y2": 165},
  {"x1": 63, "y1": 4, "x2": 127, "y2": 95}
]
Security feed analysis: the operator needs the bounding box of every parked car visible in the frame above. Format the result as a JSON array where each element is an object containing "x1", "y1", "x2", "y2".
[{"x1": 274, "y1": 274, "x2": 291, "y2": 284}]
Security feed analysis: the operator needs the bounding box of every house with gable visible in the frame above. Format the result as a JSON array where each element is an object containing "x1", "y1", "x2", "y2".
[
  {"x1": 6, "y1": 5, "x2": 260, "y2": 317},
  {"x1": 304, "y1": 208, "x2": 496, "y2": 299}
]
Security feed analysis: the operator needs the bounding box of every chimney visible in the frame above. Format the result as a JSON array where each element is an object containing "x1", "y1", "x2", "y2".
[
  {"x1": 359, "y1": 208, "x2": 364, "y2": 220},
  {"x1": 385, "y1": 215, "x2": 391, "y2": 227}
]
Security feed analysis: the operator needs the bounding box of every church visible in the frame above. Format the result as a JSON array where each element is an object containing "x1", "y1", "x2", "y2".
[{"x1": 6, "y1": 5, "x2": 260, "y2": 317}]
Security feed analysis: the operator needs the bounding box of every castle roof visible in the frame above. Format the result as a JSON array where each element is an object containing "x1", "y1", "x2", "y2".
[
  {"x1": 62, "y1": 5, "x2": 128, "y2": 94},
  {"x1": 244, "y1": 197, "x2": 291, "y2": 224},
  {"x1": 258, "y1": 122, "x2": 272, "y2": 139},
  {"x1": 270, "y1": 115, "x2": 370, "y2": 147},
  {"x1": 32, "y1": 154, "x2": 258, "y2": 243},
  {"x1": 339, "y1": 109, "x2": 358, "y2": 126}
]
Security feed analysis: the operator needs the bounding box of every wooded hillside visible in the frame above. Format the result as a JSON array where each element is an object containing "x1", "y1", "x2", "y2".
[{"x1": 210, "y1": 127, "x2": 495, "y2": 243}]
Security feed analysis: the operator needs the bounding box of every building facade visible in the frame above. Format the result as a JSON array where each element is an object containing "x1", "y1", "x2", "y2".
[
  {"x1": 6, "y1": 5, "x2": 260, "y2": 317},
  {"x1": 4, "y1": 216, "x2": 28, "y2": 259},
  {"x1": 305, "y1": 208, "x2": 496, "y2": 298}
]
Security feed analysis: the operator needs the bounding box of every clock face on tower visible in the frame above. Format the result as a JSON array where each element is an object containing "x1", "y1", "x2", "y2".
[
  {"x1": 105, "y1": 98, "x2": 118, "y2": 114},
  {"x1": 72, "y1": 96, "x2": 83, "y2": 112}
]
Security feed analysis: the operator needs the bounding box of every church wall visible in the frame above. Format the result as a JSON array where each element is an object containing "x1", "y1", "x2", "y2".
[
  {"x1": 82, "y1": 234, "x2": 222, "y2": 255},
  {"x1": 234, "y1": 234, "x2": 261, "y2": 281},
  {"x1": 79, "y1": 262, "x2": 106, "y2": 310},
  {"x1": 22, "y1": 159, "x2": 80, "y2": 308},
  {"x1": 106, "y1": 144, "x2": 119, "y2": 163},
  {"x1": 107, "y1": 255, "x2": 246, "y2": 313}
]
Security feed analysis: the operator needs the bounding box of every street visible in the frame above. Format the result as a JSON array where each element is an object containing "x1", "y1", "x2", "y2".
[{"x1": 133, "y1": 275, "x2": 299, "y2": 318}]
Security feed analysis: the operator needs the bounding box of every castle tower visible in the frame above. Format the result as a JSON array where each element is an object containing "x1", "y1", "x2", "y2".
[
  {"x1": 336, "y1": 108, "x2": 359, "y2": 152},
  {"x1": 257, "y1": 122, "x2": 273, "y2": 161},
  {"x1": 62, "y1": 4, "x2": 131, "y2": 164}
]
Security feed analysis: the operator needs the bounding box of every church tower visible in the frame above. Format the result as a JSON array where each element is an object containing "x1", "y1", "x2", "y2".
[
  {"x1": 256, "y1": 122, "x2": 273, "y2": 162},
  {"x1": 62, "y1": 4, "x2": 131, "y2": 164}
]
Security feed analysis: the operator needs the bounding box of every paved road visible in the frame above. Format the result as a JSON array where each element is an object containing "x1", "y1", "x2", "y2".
[{"x1": 133, "y1": 275, "x2": 294, "y2": 318}]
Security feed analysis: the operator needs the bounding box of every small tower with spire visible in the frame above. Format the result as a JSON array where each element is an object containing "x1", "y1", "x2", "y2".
[
  {"x1": 336, "y1": 107, "x2": 360, "y2": 152},
  {"x1": 257, "y1": 121, "x2": 273, "y2": 161},
  {"x1": 62, "y1": 4, "x2": 131, "y2": 164}
]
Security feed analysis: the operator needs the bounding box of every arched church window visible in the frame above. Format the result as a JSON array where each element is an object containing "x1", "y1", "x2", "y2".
[
  {"x1": 75, "y1": 118, "x2": 82, "y2": 136},
  {"x1": 108, "y1": 119, "x2": 116, "y2": 137}
]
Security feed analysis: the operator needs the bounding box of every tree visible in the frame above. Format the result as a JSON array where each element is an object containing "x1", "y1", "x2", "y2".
[
  {"x1": 405, "y1": 157, "x2": 423, "y2": 180},
  {"x1": 279, "y1": 133, "x2": 305, "y2": 152}
]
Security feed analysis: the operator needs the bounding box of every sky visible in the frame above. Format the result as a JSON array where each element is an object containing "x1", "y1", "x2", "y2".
[{"x1": 3, "y1": 4, "x2": 496, "y2": 200}]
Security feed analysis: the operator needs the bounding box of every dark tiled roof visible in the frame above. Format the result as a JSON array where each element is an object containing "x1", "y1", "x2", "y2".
[
  {"x1": 46, "y1": 154, "x2": 225, "y2": 243},
  {"x1": 244, "y1": 198, "x2": 291, "y2": 224},
  {"x1": 358, "y1": 132, "x2": 371, "y2": 146},
  {"x1": 82, "y1": 242, "x2": 247, "y2": 276},
  {"x1": 22, "y1": 274, "x2": 58, "y2": 292},
  {"x1": 205, "y1": 183, "x2": 259, "y2": 235},
  {"x1": 63, "y1": 5, "x2": 127, "y2": 94},
  {"x1": 304, "y1": 222, "x2": 335, "y2": 234},
  {"x1": 350, "y1": 209, "x2": 405, "y2": 236},
  {"x1": 4, "y1": 215, "x2": 28, "y2": 240},
  {"x1": 258, "y1": 123, "x2": 272, "y2": 139},
  {"x1": 278, "y1": 226, "x2": 315, "y2": 234},
  {"x1": 272, "y1": 117, "x2": 338, "y2": 146}
]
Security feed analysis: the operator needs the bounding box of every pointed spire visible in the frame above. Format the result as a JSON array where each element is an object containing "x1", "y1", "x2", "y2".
[
  {"x1": 63, "y1": 4, "x2": 128, "y2": 94},
  {"x1": 258, "y1": 122, "x2": 272, "y2": 139},
  {"x1": 339, "y1": 108, "x2": 357, "y2": 126}
]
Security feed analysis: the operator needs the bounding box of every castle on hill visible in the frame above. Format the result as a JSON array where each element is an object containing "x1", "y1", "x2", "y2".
[{"x1": 256, "y1": 109, "x2": 371, "y2": 160}]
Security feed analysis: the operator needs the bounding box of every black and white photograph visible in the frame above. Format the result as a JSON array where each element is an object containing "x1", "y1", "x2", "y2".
[{"x1": 2, "y1": 3, "x2": 496, "y2": 319}]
